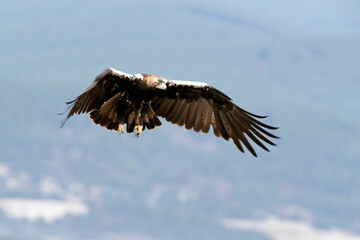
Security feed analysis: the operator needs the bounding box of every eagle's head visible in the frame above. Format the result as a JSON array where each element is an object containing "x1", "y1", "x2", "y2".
[
  {"x1": 155, "y1": 78, "x2": 167, "y2": 90},
  {"x1": 140, "y1": 74, "x2": 167, "y2": 91}
]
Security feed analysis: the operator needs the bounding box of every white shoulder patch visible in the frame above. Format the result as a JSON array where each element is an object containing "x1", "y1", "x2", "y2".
[
  {"x1": 85, "y1": 68, "x2": 133, "y2": 92},
  {"x1": 94, "y1": 68, "x2": 133, "y2": 80},
  {"x1": 108, "y1": 68, "x2": 133, "y2": 79},
  {"x1": 133, "y1": 73, "x2": 144, "y2": 80},
  {"x1": 167, "y1": 80, "x2": 208, "y2": 88}
]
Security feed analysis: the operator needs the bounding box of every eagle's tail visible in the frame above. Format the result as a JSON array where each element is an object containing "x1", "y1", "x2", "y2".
[{"x1": 123, "y1": 105, "x2": 162, "y2": 136}]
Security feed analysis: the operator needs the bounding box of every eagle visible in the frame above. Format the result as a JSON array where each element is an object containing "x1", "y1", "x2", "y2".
[{"x1": 61, "y1": 68, "x2": 278, "y2": 156}]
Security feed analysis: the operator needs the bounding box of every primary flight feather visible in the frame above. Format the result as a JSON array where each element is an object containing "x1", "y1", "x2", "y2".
[{"x1": 62, "y1": 68, "x2": 278, "y2": 156}]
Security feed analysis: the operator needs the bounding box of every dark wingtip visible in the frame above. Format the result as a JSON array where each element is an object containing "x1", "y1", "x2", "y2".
[
  {"x1": 270, "y1": 127, "x2": 280, "y2": 139},
  {"x1": 59, "y1": 117, "x2": 69, "y2": 128},
  {"x1": 65, "y1": 99, "x2": 77, "y2": 105},
  {"x1": 242, "y1": 109, "x2": 268, "y2": 119},
  {"x1": 59, "y1": 98, "x2": 78, "y2": 128}
]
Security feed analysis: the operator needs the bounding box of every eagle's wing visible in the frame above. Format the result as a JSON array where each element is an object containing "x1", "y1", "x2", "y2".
[
  {"x1": 151, "y1": 80, "x2": 278, "y2": 156},
  {"x1": 61, "y1": 68, "x2": 136, "y2": 127}
]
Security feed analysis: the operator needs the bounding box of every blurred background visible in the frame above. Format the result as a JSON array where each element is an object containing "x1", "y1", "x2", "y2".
[{"x1": 1, "y1": 0, "x2": 360, "y2": 239}]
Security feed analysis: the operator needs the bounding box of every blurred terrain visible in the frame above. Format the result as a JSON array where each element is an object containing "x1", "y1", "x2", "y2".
[{"x1": 0, "y1": 1, "x2": 359, "y2": 239}]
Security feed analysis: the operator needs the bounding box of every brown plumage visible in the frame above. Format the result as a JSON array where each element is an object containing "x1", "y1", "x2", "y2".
[{"x1": 61, "y1": 68, "x2": 278, "y2": 156}]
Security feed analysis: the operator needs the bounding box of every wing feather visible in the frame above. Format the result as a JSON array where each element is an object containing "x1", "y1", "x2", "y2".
[
  {"x1": 193, "y1": 98, "x2": 205, "y2": 132},
  {"x1": 153, "y1": 99, "x2": 167, "y2": 116},
  {"x1": 159, "y1": 99, "x2": 175, "y2": 117},
  {"x1": 150, "y1": 97, "x2": 162, "y2": 110},
  {"x1": 167, "y1": 99, "x2": 183, "y2": 123},
  {"x1": 164, "y1": 99, "x2": 177, "y2": 117},
  {"x1": 213, "y1": 104, "x2": 230, "y2": 140},
  {"x1": 244, "y1": 129, "x2": 269, "y2": 152},
  {"x1": 232, "y1": 138, "x2": 244, "y2": 153},
  {"x1": 185, "y1": 101, "x2": 197, "y2": 130},
  {"x1": 210, "y1": 112, "x2": 221, "y2": 138},
  {"x1": 250, "y1": 121, "x2": 279, "y2": 139},
  {"x1": 201, "y1": 100, "x2": 212, "y2": 133},
  {"x1": 170, "y1": 99, "x2": 186, "y2": 125},
  {"x1": 248, "y1": 126, "x2": 275, "y2": 146},
  {"x1": 177, "y1": 102, "x2": 189, "y2": 126}
]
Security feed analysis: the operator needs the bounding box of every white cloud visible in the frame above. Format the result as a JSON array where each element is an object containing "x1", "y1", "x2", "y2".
[
  {"x1": 222, "y1": 216, "x2": 360, "y2": 240},
  {"x1": 0, "y1": 198, "x2": 89, "y2": 223}
]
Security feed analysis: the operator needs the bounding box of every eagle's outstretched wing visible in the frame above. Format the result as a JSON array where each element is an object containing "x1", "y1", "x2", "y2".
[
  {"x1": 151, "y1": 80, "x2": 278, "y2": 157},
  {"x1": 61, "y1": 68, "x2": 136, "y2": 127}
]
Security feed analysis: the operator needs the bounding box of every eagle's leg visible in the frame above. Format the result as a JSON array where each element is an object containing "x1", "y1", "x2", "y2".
[
  {"x1": 134, "y1": 105, "x2": 145, "y2": 137},
  {"x1": 118, "y1": 123, "x2": 124, "y2": 135},
  {"x1": 135, "y1": 107, "x2": 144, "y2": 137}
]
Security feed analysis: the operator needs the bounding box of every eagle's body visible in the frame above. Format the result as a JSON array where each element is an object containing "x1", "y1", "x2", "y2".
[{"x1": 62, "y1": 68, "x2": 278, "y2": 156}]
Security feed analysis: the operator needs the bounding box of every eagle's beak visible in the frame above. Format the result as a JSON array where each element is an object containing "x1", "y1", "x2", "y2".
[{"x1": 157, "y1": 82, "x2": 167, "y2": 90}]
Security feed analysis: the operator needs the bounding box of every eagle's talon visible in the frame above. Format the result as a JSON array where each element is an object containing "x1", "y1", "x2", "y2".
[
  {"x1": 135, "y1": 125, "x2": 143, "y2": 137},
  {"x1": 118, "y1": 124, "x2": 124, "y2": 135}
]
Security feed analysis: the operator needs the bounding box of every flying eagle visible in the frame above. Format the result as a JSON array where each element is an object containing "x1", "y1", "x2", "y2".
[{"x1": 62, "y1": 68, "x2": 278, "y2": 156}]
